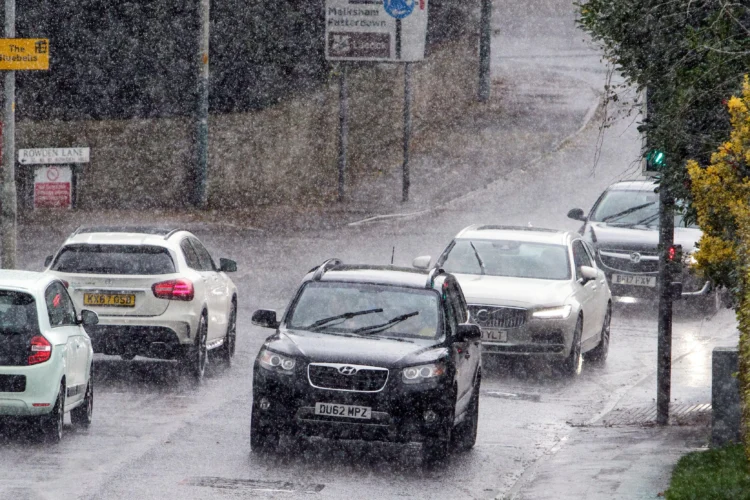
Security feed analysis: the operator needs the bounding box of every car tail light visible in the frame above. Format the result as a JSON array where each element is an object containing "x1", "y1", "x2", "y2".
[
  {"x1": 152, "y1": 279, "x2": 194, "y2": 301},
  {"x1": 28, "y1": 336, "x2": 52, "y2": 365}
]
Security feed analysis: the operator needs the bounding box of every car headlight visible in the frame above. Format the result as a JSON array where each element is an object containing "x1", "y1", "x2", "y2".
[
  {"x1": 532, "y1": 305, "x2": 572, "y2": 320},
  {"x1": 258, "y1": 349, "x2": 296, "y2": 374},
  {"x1": 402, "y1": 362, "x2": 446, "y2": 384}
]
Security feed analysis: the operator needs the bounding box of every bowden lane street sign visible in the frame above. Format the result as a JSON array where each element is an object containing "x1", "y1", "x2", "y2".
[
  {"x1": 325, "y1": 0, "x2": 428, "y2": 62},
  {"x1": 18, "y1": 147, "x2": 90, "y2": 165},
  {"x1": 0, "y1": 39, "x2": 49, "y2": 70}
]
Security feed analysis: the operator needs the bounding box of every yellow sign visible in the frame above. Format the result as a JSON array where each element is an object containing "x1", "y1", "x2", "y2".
[{"x1": 0, "y1": 39, "x2": 49, "y2": 70}]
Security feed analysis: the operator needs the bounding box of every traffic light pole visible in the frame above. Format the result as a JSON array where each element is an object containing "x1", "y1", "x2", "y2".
[
  {"x1": 1, "y1": 0, "x2": 17, "y2": 269},
  {"x1": 478, "y1": 0, "x2": 492, "y2": 102},
  {"x1": 656, "y1": 181, "x2": 675, "y2": 425},
  {"x1": 192, "y1": 0, "x2": 209, "y2": 208}
]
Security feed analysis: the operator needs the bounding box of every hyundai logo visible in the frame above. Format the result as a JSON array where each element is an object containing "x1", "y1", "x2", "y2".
[
  {"x1": 338, "y1": 366, "x2": 358, "y2": 376},
  {"x1": 630, "y1": 252, "x2": 642, "y2": 264}
]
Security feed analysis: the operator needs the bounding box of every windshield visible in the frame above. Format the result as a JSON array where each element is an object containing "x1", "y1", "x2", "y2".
[
  {"x1": 591, "y1": 189, "x2": 697, "y2": 228},
  {"x1": 441, "y1": 239, "x2": 571, "y2": 280},
  {"x1": 52, "y1": 244, "x2": 176, "y2": 275},
  {"x1": 286, "y1": 282, "x2": 442, "y2": 340}
]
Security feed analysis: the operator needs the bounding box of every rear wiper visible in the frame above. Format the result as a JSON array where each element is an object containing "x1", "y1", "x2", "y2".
[
  {"x1": 601, "y1": 202, "x2": 656, "y2": 222},
  {"x1": 353, "y1": 311, "x2": 420, "y2": 335},
  {"x1": 469, "y1": 242, "x2": 486, "y2": 275},
  {"x1": 306, "y1": 308, "x2": 383, "y2": 331}
]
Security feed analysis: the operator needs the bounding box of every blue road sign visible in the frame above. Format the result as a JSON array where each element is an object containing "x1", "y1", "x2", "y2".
[{"x1": 383, "y1": 0, "x2": 415, "y2": 19}]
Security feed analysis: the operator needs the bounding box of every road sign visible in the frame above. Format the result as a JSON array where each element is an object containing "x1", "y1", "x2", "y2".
[
  {"x1": 0, "y1": 39, "x2": 49, "y2": 70},
  {"x1": 34, "y1": 165, "x2": 72, "y2": 209},
  {"x1": 325, "y1": 0, "x2": 428, "y2": 62},
  {"x1": 18, "y1": 147, "x2": 90, "y2": 165}
]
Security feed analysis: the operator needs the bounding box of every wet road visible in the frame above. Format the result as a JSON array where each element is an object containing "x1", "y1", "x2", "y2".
[{"x1": 0, "y1": 0, "x2": 738, "y2": 499}]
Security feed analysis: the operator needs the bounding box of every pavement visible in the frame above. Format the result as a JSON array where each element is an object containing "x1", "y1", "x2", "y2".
[{"x1": 1, "y1": 0, "x2": 741, "y2": 499}]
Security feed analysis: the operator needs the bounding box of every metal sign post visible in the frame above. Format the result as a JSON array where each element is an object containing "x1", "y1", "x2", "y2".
[
  {"x1": 338, "y1": 64, "x2": 348, "y2": 202},
  {"x1": 402, "y1": 62, "x2": 412, "y2": 202},
  {"x1": 1, "y1": 0, "x2": 17, "y2": 269},
  {"x1": 192, "y1": 0, "x2": 210, "y2": 208},
  {"x1": 478, "y1": 0, "x2": 492, "y2": 102},
  {"x1": 657, "y1": 181, "x2": 675, "y2": 424}
]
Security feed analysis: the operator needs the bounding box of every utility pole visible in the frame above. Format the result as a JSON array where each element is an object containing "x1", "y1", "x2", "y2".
[
  {"x1": 401, "y1": 62, "x2": 412, "y2": 202},
  {"x1": 192, "y1": 0, "x2": 209, "y2": 208},
  {"x1": 478, "y1": 0, "x2": 492, "y2": 102},
  {"x1": 656, "y1": 181, "x2": 675, "y2": 424},
  {"x1": 337, "y1": 63, "x2": 348, "y2": 202},
  {"x1": 1, "y1": 0, "x2": 17, "y2": 269}
]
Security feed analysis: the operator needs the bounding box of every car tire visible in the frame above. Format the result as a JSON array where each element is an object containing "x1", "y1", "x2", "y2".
[
  {"x1": 184, "y1": 314, "x2": 208, "y2": 383},
  {"x1": 219, "y1": 301, "x2": 237, "y2": 367},
  {"x1": 71, "y1": 372, "x2": 93, "y2": 428},
  {"x1": 453, "y1": 383, "x2": 479, "y2": 451},
  {"x1": 583, "y1": 304, "x2": 611, "y2": 365},
  {"x1": 559, "y1": 316, "x2": 583, "y2": 377},
  {"x1": 39, "y1": 382, "x2": 65, "y2": 443}
]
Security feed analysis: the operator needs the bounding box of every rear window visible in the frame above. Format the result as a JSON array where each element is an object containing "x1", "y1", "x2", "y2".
[
  {"x1": 51, "y1": 244, "x2": 176, "y2": 275},
  {"x1": 0, "y1": 291, "x2": 40, "y2": 366}
]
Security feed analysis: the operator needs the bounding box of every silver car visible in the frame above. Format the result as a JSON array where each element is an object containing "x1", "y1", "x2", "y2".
[{"x1": 414, "y1": 225, "x2": 612, "y2": 375}]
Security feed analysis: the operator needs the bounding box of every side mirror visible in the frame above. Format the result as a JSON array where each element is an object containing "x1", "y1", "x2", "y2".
[
  {"x1": 79, "y1": 309, "x2": 99, "y2": 326},
  {"x1": 579, "y1": 265, "x2": 598, "y2": 284},
  {"x1": 567, "y1": 208, "x2": 586, "y2": 221},
  {"x1": 456, "y1": 323, "x2": 481, "y2": 342},
  {"x1": 670, "y1": 282, "x2": 683, "y2": 300},
  {"x1": 252, "y1": 309, "x2": 279, "y2": 329},
  {"x1": 412, "y1": 255, "x2": 432, "y2": 270},
  {"x1": 44, "y1": 255, "x2": 53, "y2": 268},
  {"x1": 219, "y1": 258, "x2": 237, "y2": 273}
]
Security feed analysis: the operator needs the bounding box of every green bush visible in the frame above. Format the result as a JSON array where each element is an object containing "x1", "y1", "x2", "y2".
[{"x1": 666, "y1": 445, "x2": 750, "y2": 500}]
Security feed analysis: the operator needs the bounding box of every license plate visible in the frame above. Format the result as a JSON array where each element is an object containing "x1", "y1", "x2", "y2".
[
  {"x1": 83, "y1": 293, "x2": 136, "y2": 307},
  {"x1": 314, "y1": 402, "x2": 371, "y2": 420},
  {"x1": 612, "y1": 274, "x2": 656, "y2": 287},
  {"x1": 481, "y1": 329, "x2": 508, "y2": 342}
]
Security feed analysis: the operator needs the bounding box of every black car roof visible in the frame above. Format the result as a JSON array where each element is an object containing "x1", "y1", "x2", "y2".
[
  {"x1": 308, "y1": 263, "x2": 445, "y2": 290},
  {"x1": 607, "y1": 180, "x2": 658, "y2": 191}
]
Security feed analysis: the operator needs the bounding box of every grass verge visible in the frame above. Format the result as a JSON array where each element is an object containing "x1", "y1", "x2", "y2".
[{"x1": 666, "y1": 444, "x2": 750, "y2": 499}]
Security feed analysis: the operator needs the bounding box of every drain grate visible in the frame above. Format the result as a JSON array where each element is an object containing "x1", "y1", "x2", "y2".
[
  {"x1": 180, "y1": 477, "x2": 325, "y2": 493},
  {"x1": 584, "y1": 403, "x2": 711, "y2": 427}
]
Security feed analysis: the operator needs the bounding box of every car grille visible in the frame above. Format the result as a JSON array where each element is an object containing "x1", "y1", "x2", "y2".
[
  {"x1": 308, "y1": 363, "x2": 389, "y2": 392},
  {"x1": 0, "y1": 374, "x2": 26, "y2": 393},
  {"x1": 468, "y1": 305, "x2": 527, "y2": 328},
  {"x1": 598, "y1": 249, "x2": 659, "y2": 273}
]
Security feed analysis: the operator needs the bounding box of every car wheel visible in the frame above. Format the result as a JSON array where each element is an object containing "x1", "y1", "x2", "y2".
[
  {"x1": 184, "y1": 314, "x2": 208, "y2": 383},
  {"x1": 452, "y1": 383, "x2": 479, "y2": 451},
  {"x1": 583, "y1": 304, "x2": 611, "y2": 365},
  {"x1": 71, "y1": 372, "x2": 93, "y2": 428},
  {"x1": 219, "y1": 302, "x2": 237, "y2": 367},
  {"x1": 39, "y1": 382, "x2": 65, "y2": 443},
  {"x1": 559, "y1": 316, "x2": 583, "y2": 377}
]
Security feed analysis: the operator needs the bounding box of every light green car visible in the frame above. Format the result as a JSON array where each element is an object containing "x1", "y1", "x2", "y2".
[{"x1": 0, "y1": 271, "x2": 99, "y2": 442}]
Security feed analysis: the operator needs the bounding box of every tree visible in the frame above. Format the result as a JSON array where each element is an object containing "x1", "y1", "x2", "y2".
[
  {"x1": 577, "y1": 0, "x2": 750, "y2": 198},
  {"x1": 688, "y1": 76, "x2": 750, "y2": 462}
]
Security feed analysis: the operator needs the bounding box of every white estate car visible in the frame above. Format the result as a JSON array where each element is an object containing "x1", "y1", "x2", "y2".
[
  {"x1": 45, "y1": 227, "x2": 238, "y2": 382},
  {"x1": 0, "y1": 271, "x2": 98, "y2": 442},
  {"x1": 414, "y1": 225, "x2": 612, "y2": 376}
]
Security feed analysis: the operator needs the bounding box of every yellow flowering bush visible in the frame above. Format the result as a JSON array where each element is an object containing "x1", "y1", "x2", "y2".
[{"x1": 688, "y1": 75, "x2": 750, "y2": 461}]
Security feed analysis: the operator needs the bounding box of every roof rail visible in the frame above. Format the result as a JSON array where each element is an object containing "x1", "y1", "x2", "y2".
[
  {"x1": 425, "y1": 267, "x2": 445, "y2": 289},
  {"x1": 312, "y1": 258, "x2": 342, "y2": 281},
  {"x1": 70, "y1": 225, "x2": 84, "y2": 237},
  {"x1": 164, "y1": 228, "x2": 185, "y2": 240}
]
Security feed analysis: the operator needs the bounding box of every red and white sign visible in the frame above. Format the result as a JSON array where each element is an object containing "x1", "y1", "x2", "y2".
[{"x1": 34, "y1": 165, "x2": 72, "y2": 209}]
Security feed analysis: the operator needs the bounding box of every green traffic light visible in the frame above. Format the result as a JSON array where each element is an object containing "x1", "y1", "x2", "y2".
[{"x1": 647, "y1": 150, "x2": 666, "y2": 167}]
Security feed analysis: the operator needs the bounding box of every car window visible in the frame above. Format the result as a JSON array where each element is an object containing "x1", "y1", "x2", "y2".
[
  {"x1": 189, "y1": 238, "x2": 216, "y2": 272},
  {"x1": 572, "y1": 240, "x2": 592, "y2": 280},
  {"x1": 45, "y1": 282, "x2": 77, "y2": 327},
  {"x1": 590, "y1": 188, "x2": 698, "y2": 228},
  {"x1": 0, "y1": 291, "x2": 39, "y2": 333},
  {"x1": 441, "y1": 239, "x2": 571, "y2": 280},
  {"x1": 180, "y1": 239, "x2": 201, "y2": 270},
  {"x1": 582, "y1": 241, "x2": 597, "y2": 266},
  {"x1": 287, "y1": 282, "x2": 444, "y2": 340},
  {"x1": 52, "y1": 244, "x2": 175, "y2": 275},
  {"x1": 446, "y1": 281, "x2": 467, "y2": 324}
]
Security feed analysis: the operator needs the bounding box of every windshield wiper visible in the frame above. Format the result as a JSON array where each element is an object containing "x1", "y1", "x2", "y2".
[
  {"x1": 627, "y1": 213, "x2": 660, "y2": 227},
  {"x1": 305, "y1": 308, "x2": 383, "y2": 331},
  {"x1": 352, "y1": 311, "x2": 420, "y2": 335},
  {"x1": 601, "y1": 202, "x2": 656, "y2": 222},
  {"x1": 469, "y1": 241, "x2": 486, "y2": 275}
]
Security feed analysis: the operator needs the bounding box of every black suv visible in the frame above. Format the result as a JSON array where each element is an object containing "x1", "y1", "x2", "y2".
[{"x1": 250, "y1": 260, "x2": 482, "y2": 464}]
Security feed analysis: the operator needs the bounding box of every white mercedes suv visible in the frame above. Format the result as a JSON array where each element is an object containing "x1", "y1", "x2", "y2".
[{"x1": 45, "y1": 227, "x2": 238, "y2": 382}]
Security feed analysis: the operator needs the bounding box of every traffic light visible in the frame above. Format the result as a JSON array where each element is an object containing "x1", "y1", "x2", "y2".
[{"x1": 646, "y1": 149, "x2": 666, "y2": 170}]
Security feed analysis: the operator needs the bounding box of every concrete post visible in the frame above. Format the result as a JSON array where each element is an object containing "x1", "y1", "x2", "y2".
[{"x1": 712, "y1": 346, "x2": 741, "y2": 447}]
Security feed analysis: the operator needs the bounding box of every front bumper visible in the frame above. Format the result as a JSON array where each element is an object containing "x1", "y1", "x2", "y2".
[
  {"x1": 251, "y1": 364, "x2": 453, "y2": 444},
  {"x1": 478, "y1": 315, "x2": 577, "y2": 357}
]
